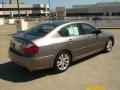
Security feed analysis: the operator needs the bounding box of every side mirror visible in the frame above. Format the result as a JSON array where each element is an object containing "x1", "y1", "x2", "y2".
[
  {"x1": 97, "y1": 28, "x2": 101, "y2": 31},
  {"x1": 92, "y1": 30, "x2": 102, "y2": 35}
]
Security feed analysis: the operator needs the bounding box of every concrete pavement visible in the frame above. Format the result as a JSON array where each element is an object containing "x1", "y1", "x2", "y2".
[{"x1": 0, "y1": 24, "x2": 120, "y2": 90}]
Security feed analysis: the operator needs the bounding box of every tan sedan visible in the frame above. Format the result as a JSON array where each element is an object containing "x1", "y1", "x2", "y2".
[{"x1": 9, "y1": 20, "x2": 114, "y2": 72}]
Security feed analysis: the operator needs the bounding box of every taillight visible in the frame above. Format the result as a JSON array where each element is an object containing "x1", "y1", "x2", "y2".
[{"x1": 22, "y1": 43, "x2": 39, "y2": 55}]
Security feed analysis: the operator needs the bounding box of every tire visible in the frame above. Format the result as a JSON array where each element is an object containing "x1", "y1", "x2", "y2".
[
  {"x1": 104, "y1": 39, "x2": 113, "y2": 52},
  {"x1": 54, "y1": 51, "x2": 71, "y2": 72}
]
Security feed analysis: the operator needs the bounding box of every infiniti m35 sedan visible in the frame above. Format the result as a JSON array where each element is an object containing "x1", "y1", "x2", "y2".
[{"x1": 9, "y1": 20, "x2": 114, "y2": 72}]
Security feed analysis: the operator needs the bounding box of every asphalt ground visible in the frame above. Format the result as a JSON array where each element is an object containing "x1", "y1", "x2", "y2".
[{"x1": 0, "y1": 24, "x2": 120, "y2": 90}]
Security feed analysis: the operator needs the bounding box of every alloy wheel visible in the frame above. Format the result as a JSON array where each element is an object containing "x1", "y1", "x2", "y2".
[{"x1": 106, "y1": 39, "x2": 113, "y2": 52}]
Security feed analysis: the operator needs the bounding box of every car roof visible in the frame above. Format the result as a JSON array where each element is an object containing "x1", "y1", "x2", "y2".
[
  {"x1": 46, "y1": 20, "x2": 88, "y2": 26},
  {"x1": 51, "y1": 20, "x2": 71, "y2": 25}
]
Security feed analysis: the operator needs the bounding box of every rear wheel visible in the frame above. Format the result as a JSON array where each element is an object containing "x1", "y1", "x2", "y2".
[
  {"x1": 54, "y1": 51, "x2": 71, "y2": 72},
  {"x1": 104, "y1": 39, "x2": 113, "y2": 52}
]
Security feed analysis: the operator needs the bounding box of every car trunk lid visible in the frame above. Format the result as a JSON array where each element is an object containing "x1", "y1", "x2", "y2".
[{"x1": 10, "y1": 33, "x2": 42, "y2": 55}]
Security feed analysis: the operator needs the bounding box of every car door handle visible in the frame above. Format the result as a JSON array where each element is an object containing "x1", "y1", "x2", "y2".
[{"x1": 69, "y1": 39, "x2": 73, "y2": 43}]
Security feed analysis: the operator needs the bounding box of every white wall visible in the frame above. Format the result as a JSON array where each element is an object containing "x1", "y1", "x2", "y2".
[{"x1": 0, "y1": 18, "x2": 4, "y2": 25}]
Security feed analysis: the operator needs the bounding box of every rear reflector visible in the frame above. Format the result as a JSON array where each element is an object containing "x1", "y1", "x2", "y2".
[{"x1": 22, "y1": 43, "x2": 39, "y2": 55}]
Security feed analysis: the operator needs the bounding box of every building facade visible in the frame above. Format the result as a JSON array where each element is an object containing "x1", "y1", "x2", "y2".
[
  {"x1": 0, "y1": 0, "x2": 49, "y2": 18},
  {"x1": 9, "y1": 0, "x2": 17, "y2": 4},
  {"x1": 56, "y1": 7, "x2": 66, "y2": 19},
  {"x1": 66, "y1": 2, "x2": 120, "y2": 17}
]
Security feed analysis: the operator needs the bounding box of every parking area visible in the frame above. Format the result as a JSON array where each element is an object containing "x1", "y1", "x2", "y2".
[{"x1": 0, "y1": 24, "x2": 120, "y2": 90}]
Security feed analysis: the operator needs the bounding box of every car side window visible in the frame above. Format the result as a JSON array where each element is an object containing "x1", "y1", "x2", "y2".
[
  {"x1": 58, "y1": 28, "x2": 69, "y2": 37},
  {"x1": 77, "y1": 23, "x2": 84, "y2": 35},
  {"x1": 81, "y1": 23, "x2": 97, "y2": 34},
  {"x1": 66, "y1": 24, "x2": 83, "y2": 36},
  {"x1": 66, "y1": 24, "x2": 79, "y2": 36},
  {"x1": 58, "y1": 24, "x2": 84, "y2": 37}
]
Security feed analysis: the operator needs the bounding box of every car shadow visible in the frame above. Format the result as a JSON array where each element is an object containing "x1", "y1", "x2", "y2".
[
  {"x1": 0, "y1": 62, "x2": 55, "y2": 83},
  {"x1": 0, "y1": 51, "x2": 105, "y2": 83}
]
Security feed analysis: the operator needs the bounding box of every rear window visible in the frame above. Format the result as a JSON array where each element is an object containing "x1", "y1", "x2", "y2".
[{"x1": 25, "y1": 23, "x2": 57, "y2": 36}]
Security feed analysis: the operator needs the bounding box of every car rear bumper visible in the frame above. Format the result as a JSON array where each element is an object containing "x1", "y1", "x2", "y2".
[{"x1": 9, "y1": 50, "x2": 55, "y2": 71}]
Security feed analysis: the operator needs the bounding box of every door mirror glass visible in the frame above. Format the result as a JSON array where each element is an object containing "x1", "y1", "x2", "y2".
[
  {"x1": 92, "y1": 30, "x2": 102, "y2": 35},
  {"x1": 97, "y1": 28, "x2": 101, "y2": 31}
]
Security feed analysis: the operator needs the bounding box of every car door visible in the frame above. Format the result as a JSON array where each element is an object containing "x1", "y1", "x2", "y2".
[
  {"x1": 80, "y1": 23, "x2": 105, "y2": 53},
  {"x1": 59, "y1": 23, "x2": 93, "y2": 61}
]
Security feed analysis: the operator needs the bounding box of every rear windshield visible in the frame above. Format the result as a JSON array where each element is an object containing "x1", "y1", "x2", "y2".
[{"x1": 25, "y1": 23, "x2": 57, "y2": 36}]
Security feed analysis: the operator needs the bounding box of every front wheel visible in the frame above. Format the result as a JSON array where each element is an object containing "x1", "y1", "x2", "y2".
[
  {"x1": 104, "y1": 39, "x2": 113, "y2": 52},
  {"x1": 54, "y1": 51, "x2": 71, "y2": 72}
]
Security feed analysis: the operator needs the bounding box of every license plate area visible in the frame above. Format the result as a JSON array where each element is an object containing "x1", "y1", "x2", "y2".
[
  {"x1": 14, "y1": 42, "x2": 21, "y2": 50},
  {"x1": 11, "y1": 39, "x2": 22, "y2": 51}
]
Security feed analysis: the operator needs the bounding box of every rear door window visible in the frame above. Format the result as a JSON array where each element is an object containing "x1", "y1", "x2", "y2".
[
  {"x1": 58, "y1": 23, "x2": 84, "y2": 37},
  {"x1": 67, "y1": 24, "x2": 79, "y2": 36}
]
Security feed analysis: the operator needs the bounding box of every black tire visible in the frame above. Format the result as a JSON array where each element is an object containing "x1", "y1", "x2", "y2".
[
  {"x1": 104, "y1": 39, "x2": 113, "y2": 52},
  {"x1": 54, "y1": 51, "x2": 71, "y2": 73}
]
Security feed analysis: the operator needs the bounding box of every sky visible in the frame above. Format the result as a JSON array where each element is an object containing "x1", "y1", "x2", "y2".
[{"x1": 0, "y1": 0, "x2": 118, "y2": 9}]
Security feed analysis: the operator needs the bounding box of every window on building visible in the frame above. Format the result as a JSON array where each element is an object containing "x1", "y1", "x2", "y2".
[
  {"x1": 106, "y1": 12, "x2": 109, "y2": 16},
  {"x1": 112, "y1": 12, "x2": 120, "y2": 16}
]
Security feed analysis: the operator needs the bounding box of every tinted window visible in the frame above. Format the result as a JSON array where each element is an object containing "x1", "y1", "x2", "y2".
[
  {"x1": 77, "y1": 24, "x2": 84, "y2": 35},
  {"x1": 81, "y1": 24, "x2": 97, "y2": 34},
  {"x1": 25, "y1": 23, "x2": 57, "y2": 36},
  {"x1": 58, "y1": 28, "x2": 69, "y2": 37}
]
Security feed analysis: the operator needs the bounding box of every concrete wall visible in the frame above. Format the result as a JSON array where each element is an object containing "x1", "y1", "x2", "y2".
[
  {"x1": 65, "y1": 16, "x2": 120, "y2": 20},
  {"x1": 65, "y1": 17, "x2": 120, "y2": 27},
  {"x1": 86, "y1": 20, "x2": 120, "y2": 27},
  {"x1": 0, "y1": 18, "x2": 4, "y2": 25}
]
